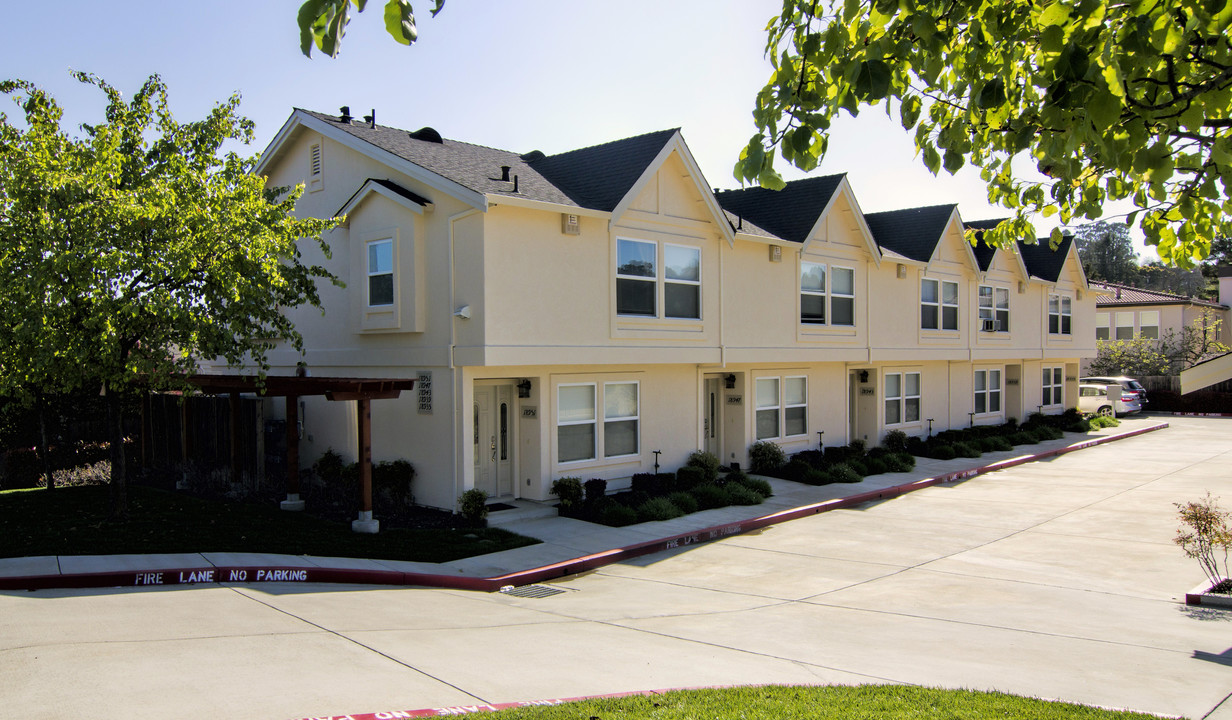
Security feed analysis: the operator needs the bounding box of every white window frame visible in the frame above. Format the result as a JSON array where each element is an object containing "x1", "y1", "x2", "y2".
[
  {"x1": 1095, "y1": 312, "x2": 1110, "y2": 340},
  {"x1": 602, "y1": 381, "x2": 640, "y2": 459},
  {"x1": 366, "y1": 238, "x2": 394, "y2": 308},
  {"x1": 922, "y1": 278, "x2": 959, "y2": 331},
  {"x1": 556, "y1": 381, "x2": 641, "y2": 465},
  {"x1": 884, "y1": 371, "x2": 921, "y2": 427},
  {"x1": 1139, "y1": 310, "x2": 1160, "y2": 339},
  {"x1": 1049, "y1": 294, "x2": 1072, "y2": 335},
  {"x1": 615, "y1": 237, "x2": 701, "y2": 321},
  {"x1": 557, "y1": 383, "x2": 597, "y2": 464},
  {"x1": 974, "y1": 368, "x2": 1003, "y2": 416},
  {"x1": 799, "y1": 263, "x2": 855, "y2": 327},
  {"x1": 1115, "y1": 311, "x2": 1135, "y2": 340},
  {"x1": 755, "y1": 375, "x2": 808, "y2": 440},
  {"x1": 978, "y1": 284, "x2": 1010, "y2": 332},
  {"x1": 1042, "y1": 366, "x2": 1064, "y2": 408}
]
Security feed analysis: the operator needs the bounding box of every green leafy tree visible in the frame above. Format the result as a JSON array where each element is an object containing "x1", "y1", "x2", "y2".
[
  {"x1": 1087, "y1": 336, "x2": 1174, "y2": 376},
  {"x1": 1137, "y1": 261, "x2": 1207, "y2": 296},
  {"x1": 1074, "y1": 221, "x2": 1139, "y2": 284},
  {"x1": 736, "y1": 0, "x2": 1232, "y2": 266},
  {"x1": 0, "y1": 73, "x2": 340, "y2": 517},
  {"x1": 297, "y1": 0, "x2": 444, "y2": 57}
]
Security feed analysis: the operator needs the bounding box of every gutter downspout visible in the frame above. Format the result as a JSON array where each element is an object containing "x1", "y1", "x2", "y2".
[{"x1": 449, "y1": 208, "x2": 481, "y2": 512}]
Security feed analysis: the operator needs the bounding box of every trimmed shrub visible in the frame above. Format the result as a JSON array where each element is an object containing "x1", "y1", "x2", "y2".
[
  {"x1": 748, "y1": 440, "x2": 786, "y2": 475},
  {"x1": 1008, "y1": 431, "x2": 1038, "y2": 445},
  {"x1": 616, "y1": 490, "x2": 650, "y2": 508},
  {"x1": 637, "y1": 497, "x2": 684, "y2": 522},
  {"x1": 458, "y1": 488, "x2": 489, "y2": 528},
  {"x1": 864, "y1": 457, "x2": 889, "y2": 475},
  {"x1": 926, "y1": 444, "x2": 957, "y2": 460},
  {"x1": 691, "y1": 483, "x2": 731, "y2": 510},
  {"x1": 847, "y1": 459, "x2": 868, "y2": 476},
  {"x1": 883, "y1": 453, "x2": 914, "y2": 473},
  {"x1": 951, "y1": 441, "x2": 982, "y2": 458},
  {"x1": 373, "y1": 459, "x2": 415, "y2": 504},
  {"x1": 686, "y1": 451, "x2": 721, "y2": 482},
  {"x1": 551, "y1": 477, "x2": 584, "y2": 515},
  {"x1": 631, "y1": 472, "x2": 660, "y2": 495},
  {"x1": 792, "y1": 449, "x2": 826, "y2": 470},
  {"x1": 726, "y1": 483, "x2": 764, "y2": 506},
  {"x1": 848, "y1": 439, "x2": 866, "y2": 454},
  {"x1": 906, "y1": 435, "x2": 928, "y2": 456},
  {"x1": 1066, "y1": 417, "x2": 1093, "y2": 433},
  {"x1": 676, "y1": 466, "x2": 707, "y2": 492},
  {"x1": 584, "y1": 478, "x2": 607, "y2": 504},
  {"x1": 667, "y1": 491, "x2": 699, "y2": 515},
  {"x1": 830, "y1": 464, "x2": 863, "y2": 484},
  {"x1": 733, "y1": 474, "x2": 773, "y2": 498},
  {"x1": 1089, "y1": 415, "x2": 1120, "y2": 429},
  {"x1": 1032, "y1": 425, "x2": 1063, "y2": 441},
  {"x1": 598, "y1": 503, "x2": 639, "y2": 527},
  {"x1": 980, "y1": 436, "x2": 1014, "y2": 452},
  {"x1": 803, "y1": 468, "x2": 834, "y2": 485},
  {"x1": 882, "y1": 429, "x2": 909, "y2": 453},
  {"x1": 779, "y1": 458, "x2": 816, "y2": 483},
  {"x1": 655, "y1": 472, "x2": 678, "y2": 493}
]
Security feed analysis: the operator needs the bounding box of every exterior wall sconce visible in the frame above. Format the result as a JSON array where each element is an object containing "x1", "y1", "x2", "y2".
[
  {"x1": 725, "y1": 374, "x2": 736, "y2": 389},
  {"x1": 517, "y1": 379, "x2": 532, "y2": 398},
  {"x1": 1018, "y1": 281, "x2": 1027, "y2": 294},
  {"x1": 897, "y1": 263, "x2": 907, "y2": 279},
  {"x1": 859, "y1": 370, "x2": 869, "y2": 383},
  {"x1": 768, "y1": 245, "x2": 782, "y2": 262}
]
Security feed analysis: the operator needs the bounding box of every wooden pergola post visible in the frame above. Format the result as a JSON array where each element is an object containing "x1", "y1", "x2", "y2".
[
  {"x1": 351, "y1": 397, "x2": 378, "y2": 533},
  {"x1": 178, "y1": 399, "x2": 193, "y2": 490},
  {"x1": 279, "y1": 395, "x2": 305, "y2": 511}
]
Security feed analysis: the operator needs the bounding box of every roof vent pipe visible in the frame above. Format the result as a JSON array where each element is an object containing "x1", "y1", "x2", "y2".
[
  {"x1": 339, "y1": 106, "x2": 352, "y2": 124},
  {"x1": 513, "y1": 175, "x2": 519, "y2": 193},
  {"x1": 363, "y1": 109, "x2": 376, "y2": 128},
  {"x1": 500, "y1": 166, "x2": 510, "y2": 182},
  {"x1": 1116, "y1": 287, "x2": 1121, "y2": 299}
]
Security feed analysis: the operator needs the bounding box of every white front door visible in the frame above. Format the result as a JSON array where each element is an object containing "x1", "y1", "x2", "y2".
[
  {"x1": 704, "y1": 377, "x2": 722, "y2": 459},
  {"x1": 474, "y1": 385, "x2": 515, "y2": 498}
]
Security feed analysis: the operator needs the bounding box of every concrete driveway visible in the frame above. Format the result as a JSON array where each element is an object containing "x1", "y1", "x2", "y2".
[{"x1": 3, "y1": 416, "x2": 1230, "y2": 720}]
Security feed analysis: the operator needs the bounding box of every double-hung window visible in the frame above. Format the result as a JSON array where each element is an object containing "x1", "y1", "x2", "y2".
[
  {"x1": 616, "y1": 238, "x2": 701, "y2": 319},
  {"x1": 1048, "y1": 294, "x2": 1072, "y2": 335},
  {"x1": 1115, "y1": 311, "x2": 1134, "y2": 340},
  {"x1": 974, "y1": 369, "x2": 1002, "y2": 414},
  {"x1": 367, "y1": 239, "x2": 394, "y2": 307},
  {"x1": 922, "y1": 279, "x2": 959, "y2": 330},
  {"x1": 1095, "y1": 313, "x2": 1110, "y2": 340},
  {"x1": 557, "y1": 382, "x2": 640, "y2": 464},
  {"x1": 978, "y1": 285, "x2": 1010, "y2": 332},
  {"x1": 1139, "y1": 311, "x2": 1159, "y2": 339},
  {"x1": 800, "y1": 263, "x2": 855, "y2": 326},
  {"x1": 884, "y1": 372, "x2": 921, "y2": 425},
  {"x1": 755, "y1": 376, "x2": 807, "y2": 440},
  {"x1": 1042, "y1": 367, "x2": 1064, "y2": 407}
]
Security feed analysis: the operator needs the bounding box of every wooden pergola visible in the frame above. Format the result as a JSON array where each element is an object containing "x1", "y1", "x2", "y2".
[{"x1": 183, "y1": 374, "x2": 416, "y2": 533}]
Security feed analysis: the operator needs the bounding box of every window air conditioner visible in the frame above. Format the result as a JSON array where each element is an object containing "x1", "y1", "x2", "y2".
[{"x1": 981, "y1": 318, "x2": 998, "y2": 332}]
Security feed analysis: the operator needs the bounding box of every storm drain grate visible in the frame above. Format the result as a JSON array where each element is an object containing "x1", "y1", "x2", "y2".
[{"x1": 499, "y1": 584, "x2": 566, "y2": 598}]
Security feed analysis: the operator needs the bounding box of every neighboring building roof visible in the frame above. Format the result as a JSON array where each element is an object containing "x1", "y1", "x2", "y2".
[
  {"x1": 713, "y1": 175, "x2": 846, "y2": 244},
  {"x1": 295, "y1": 109, "x2": 677, "y2": 212},
  {"x1": 1089, "y1": 281, "x2": 1229, "y2": 309},
  {"x1": 863, "y1": 204, "x2": 957, "y2": 262},
  {"x1": 964, "y1": 218, "x2": 1007, "y2": 272},
  {"x1": 1017, "y1": 236, "x2": 1074, "y2": 282}
]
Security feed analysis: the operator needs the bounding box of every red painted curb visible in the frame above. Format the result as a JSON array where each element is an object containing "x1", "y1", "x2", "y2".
[
  {"x1": 1159, "y1": 411, "x2": 1232, "y2": 418},
  {"x1": 0, "y1": 423, "x2": 1168, "y2": 593},
  {"x1": 289, "y1": 687, "x2": 697, "y2": 720}
]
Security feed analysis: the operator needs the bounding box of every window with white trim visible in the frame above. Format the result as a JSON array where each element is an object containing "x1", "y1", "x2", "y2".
[
  {"x1": 884, "y1": 372, "x2": 921, "y2": 426},
  {"x1": 974, "y1": 369, "x2": 1002, "y2": 415},
  {"x1": 557, "y1": 382, "x2": 640, "y2": 464},
  {"x1": 755, "y1": 376, "x2": 807, "y2": 440},
  {"x1": 1048, "y1": 294, "x2": 1072, "y2": 335},
  {"x1": 1095, "y1": 313, "x2": 1110, "y2": 340},
  {"x1": 800, "y1": 263, "x2": 855, "y2": 326},
  {"x1": 1115, "y1": 311, "x2": 1134, "y2": 340},
  {"x1": 367, "y1": 239, "x2": 394, "y2": 307},
  {"x1": 1042, "y1": 366, "x2": 1064, "y2": 407},
  {"x1": 978, "y1": 285, "x2": 1010, "y2": 332},
  {"x1": 1139, "y1": 310, "x2": 1159, "y2": 339},
  {"x1": 615, "y1": 238, "x2": 700, "y2": 319},
  {"x1": 922, "y1": 278, "x2": 959, "y2": 330}
]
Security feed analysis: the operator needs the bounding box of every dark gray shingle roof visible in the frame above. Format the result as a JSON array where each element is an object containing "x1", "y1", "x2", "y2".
[
  {"x1": 1017, "y1": 236, "x2": 1074, "y2": 282},
  {"x1": 964, "y1": 218, "x2": 1008, "y2": 271},
  {"x1": 298, "y1": 109, "x2": 677, "y2": 212},
  {"x1": 863, "y1": 204, "x2": 957, "y2": 262},
  {"x1": 714, "y1": 175, "x2": 846, "y2": 244}
]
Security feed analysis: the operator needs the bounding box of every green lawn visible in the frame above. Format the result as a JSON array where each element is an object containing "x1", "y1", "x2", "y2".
[
  {"x1": 0, "y1": 485, "x2": 539, "y2": 562},
  {"x1": 484, "y1": 686, "x2": 1170, "y2": 720}
]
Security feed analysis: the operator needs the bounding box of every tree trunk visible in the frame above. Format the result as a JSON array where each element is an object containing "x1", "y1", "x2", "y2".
[
  {"x1": 37, "y1": 396, "x2": 53, "y2": 491},
  {"x1": 107, "y1": 388, "x2": 128, "y2": 520}
]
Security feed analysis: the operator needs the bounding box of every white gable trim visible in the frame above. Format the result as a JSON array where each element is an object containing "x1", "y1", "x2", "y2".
[
  {"x1": 256, "y1": 110, "x2": 488, "y2": 212},
  {"x1": 927, "y1": 208, "x2": 982, "y2": 275},
  {"x1": 609, "y1": 132, "x2": 736, "y2": 246},
  {"x1": 800, "y1": 177, "x2": 882, "y2": 267},
  {"x1": 486, "y1": 194, "x2": 611, "y2": 219},
  {"x1": 336, "y1": 180, "x2": 433, "y2": 226}
]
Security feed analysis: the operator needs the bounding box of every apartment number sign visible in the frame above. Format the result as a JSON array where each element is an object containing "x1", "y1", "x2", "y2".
[{"x1": 417, "y1": 371, "x2": 432, "y2": 414}]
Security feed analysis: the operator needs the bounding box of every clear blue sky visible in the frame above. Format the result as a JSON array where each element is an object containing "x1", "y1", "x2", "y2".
[{"x1": 0, "y1": 0, "x2": 1154, "y2": 258}]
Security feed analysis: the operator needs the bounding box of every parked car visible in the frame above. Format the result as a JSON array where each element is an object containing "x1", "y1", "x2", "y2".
[
  {"x1": 1080, "y1": 375, "x2": 1149, "y2": 410},
  {"x1": 1078, "y1": 383, "x2": 1142, "y2": 417}
]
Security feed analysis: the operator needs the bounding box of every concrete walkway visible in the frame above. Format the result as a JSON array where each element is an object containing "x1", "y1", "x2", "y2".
[
  {"x1": 0, "y1": 416, "x2": 1169, "y2": 592},
  {"x1": 3, "y1": 415, "x2": 1231, "y2": 720}
]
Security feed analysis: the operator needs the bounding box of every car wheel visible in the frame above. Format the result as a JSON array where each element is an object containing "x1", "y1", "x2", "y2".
[{"x1": 1097, "y1": 406, "x2": 1113, "y2": 418}]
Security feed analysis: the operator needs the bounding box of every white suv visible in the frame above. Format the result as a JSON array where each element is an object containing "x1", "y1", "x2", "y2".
[
  {"x1": 1080, "y1": 375, "x2": 1149, "y2": 411},
  {"x1": 1078, "y1": 383, "x2": 1142, "y2": 417}
]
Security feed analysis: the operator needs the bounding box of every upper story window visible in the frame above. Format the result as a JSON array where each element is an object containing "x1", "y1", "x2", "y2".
[
  {"x1": 1115, "y1": 311, "x2": 1134, "y2": 339},
  {"x1": 978, "y1": 285, "x2": 1010, "y2": 332},
  {"x1": 922, "y1": 278, "x2": 959, "y2": 330},
  {"x1": 974, "y1": 368, "x2": 1002, "y2": 415},
  {"x1": 884, "y1": 372, "x2": 921, "y2": 426},
  {"x1": 755, "y1": 376, "x2": 807, "y2": 440},
  {"x1": 367, "y1": 239, "x2": 394, "y2": 307},
  {"x1": 1096, "y1": 313, "x2": 1110, "y2": 340},
  {"x1": 1139, "y1": 311, "x2": 1159, "y2": 339},
  {"x1": 616, "y1": 238, "x2": 700, "y2": 320},
  {"x1": 800, "y1": 263, "x2": 855, "y2": 326},
  {"x1": 1048, "y1": 294, "x2": 1072, "y2": 335}
]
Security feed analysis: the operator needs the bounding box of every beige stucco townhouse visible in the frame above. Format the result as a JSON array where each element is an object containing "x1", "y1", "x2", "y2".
[{"x1": 246, "y1": 108, "x2": 1096, "y2": 512}]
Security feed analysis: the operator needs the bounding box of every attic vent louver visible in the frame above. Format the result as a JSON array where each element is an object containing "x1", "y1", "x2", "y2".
[
  {"x1": 520, "y1": 150, "x2": 545, "y2": 162},
  {"x1": 409, "y1": 127, "x2": 443, "y2": 143}
]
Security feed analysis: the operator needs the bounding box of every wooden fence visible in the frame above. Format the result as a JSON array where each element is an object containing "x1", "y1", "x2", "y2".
[
  {"x1": 1134, "y1": 375, "x2": 1232, "y2": 393},
  {"x1": 142, "y1": 394, "x2": 286, "y2": 490}
]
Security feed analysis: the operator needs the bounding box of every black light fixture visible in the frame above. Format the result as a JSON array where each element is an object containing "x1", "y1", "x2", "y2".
[
  {"x1": 724, "y1": 374, "x2": 736, "y2": 389},
  {"x1": 516, "y1": 379, "x2": 532, "y2": 398},
  {"x1": 859, "y1": 370, "x2": 869, "y2": 383}
]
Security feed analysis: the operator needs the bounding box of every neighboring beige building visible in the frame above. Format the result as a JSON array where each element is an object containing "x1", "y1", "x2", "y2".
[
  {"x1": 1089, "y1": 281, "x2": 1230, "y2": 344},
  {"x1": 246, "y1": 108, "x2": 1095, "y2": 511}
]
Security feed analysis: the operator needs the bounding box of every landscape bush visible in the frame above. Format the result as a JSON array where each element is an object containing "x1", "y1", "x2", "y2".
[
  {"x1": 675, "y1": 465, "x2": 706, "y2": 492},
  {"x1": 667, "y1": 491, "x2": 699, "y2": 515},
  {"x1": 733, "y1": 474, "x2": 773, "y2": 498},
  {"x1": 598, "y1": 502, "x2": 638, "y2": 527},
  {"x1": 830, "y1": 464, "x2": 863, "y2": 484},
  {"x1": 691, "y1": 483, "x2": 731, "y2": 510},
  {"x1": 725, "y1": 483, "x2": 764, "y2": 506},
  {"x1": 637, "y1": 497, "x2": 685, "y2": 522},
  {"x1": 686, "y1": 451, "x2": 720, "y2": 482},
  {"x1": 584, "y1": 478, "x2": 608, "y2": 504},
  {"x1": 458, "y1": 488, "x2": 488, "y2": 528},
  {"x1": 748, "y1": 440, "x2": 786, "y2": 475},
  {"x1": 951, "y1": 441, "x2": 982, "y2": 459},
  {"x1": 551, "y1": 477, "x2": 584, "y2": 515},
  {"x1": 882, "y1": 429, "x2": 909, "y2": 453}
]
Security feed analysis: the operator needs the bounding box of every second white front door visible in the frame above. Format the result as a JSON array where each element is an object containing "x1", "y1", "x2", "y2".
[{"x1": 474, "y1": 385, "x2": 515, "y2": 498}]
